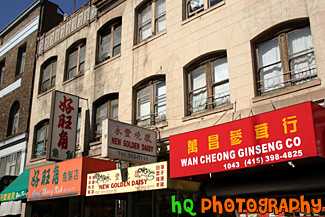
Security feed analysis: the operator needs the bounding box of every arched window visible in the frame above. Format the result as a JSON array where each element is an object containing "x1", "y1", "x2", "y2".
[
  {"x1": 93, "y1": 94, "x2": 119, "y2": 140},
  {"x1": 7, "y1": 101, "x2": 20, "y2": 136},
  {"x1": 134, "y1": 76, "x2": 166, "y2": 127},
  {"x1": 33, "y1": 119, "x2": 49, "y2": 158},
  {"x1": 39, "y1": 56, "x2": 57, "y2": 93},
  {"x1": 185, "y1": 51, "x2": 229, "y2": 115},
  {"x1": 136, "y1": 0, "x2": 166, "y2": 43},
  {"x1": 65, "y1": 39, "x2": 86, "y2": 80},
  {"x1": 253, "y1": 19, "x2": 316, "y2": 95},
  {"x1": 97, "y1": 18, "x2": 122, "y2": 63}
]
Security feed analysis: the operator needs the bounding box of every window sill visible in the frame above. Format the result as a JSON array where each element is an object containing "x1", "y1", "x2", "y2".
[
  {"x1": 62, "y1": 72, "x2": 85, "y2": 86},
  {"x1": 182, "y1": 103, "x2": 233, "y2": 122},
  {"x1": 94, "y1": 54, "x2": 121, "y2": 69},
  {"x1": 148, "y1": 121, "x2": 168, "y2": 130},
  {"x1": 182, "y1": 1, "x2": 225, "y2": 25},
  {"x1": 133, "y1": 30, "x2": 167, "y2": 50},
  {"x1": 30, "y1": 155, "x2": 46, "y2": 163},
  {"x1": 252, "y1": 79, "x2": 321, "y2": 103},
  {"x1": 37, "y1": 86, "x2": 55, "y2": 98}
]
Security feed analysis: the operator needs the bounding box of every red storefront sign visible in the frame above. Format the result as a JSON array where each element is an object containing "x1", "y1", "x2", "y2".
[
  {"x1": 170, "y1": 102, "x2": 325, "y2": 178},
  {"x1": 27, "y1": 157, "x2": 115, "y2": 201}
]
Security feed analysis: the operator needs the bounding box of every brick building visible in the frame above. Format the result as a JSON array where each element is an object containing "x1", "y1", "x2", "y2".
[
  {"x1": 22, "y1": 0, "x2": 325, "y2": 216},
  {"x1": 0, "y1": 0, "x2": 62, "y2": 215}
]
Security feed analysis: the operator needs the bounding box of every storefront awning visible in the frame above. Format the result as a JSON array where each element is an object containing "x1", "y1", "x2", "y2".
[{"x1": 0, "y1": 169, "x2": 30, "y2": 202}]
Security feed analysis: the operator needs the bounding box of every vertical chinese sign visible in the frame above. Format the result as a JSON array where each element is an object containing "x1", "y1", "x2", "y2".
[
  {"x1": 169, "y1": 102, "x2": 325, "y2": 178},
  {"x1": 102, "y1": 120, "x2": 157, "y2": 164},
  {"x1": 47, "y1": 91, "x2": 79, "y2": 161}
]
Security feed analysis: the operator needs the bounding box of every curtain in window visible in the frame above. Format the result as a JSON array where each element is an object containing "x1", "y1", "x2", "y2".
[
  {"x1": 69, "y1": 51, "x2": 78, "y2": 78},
  {"x1": 140, "y1": 6, "x2": 152, "y2": 41},
  {"x1": 110, "y1": 99, "x2": 119, "y2": 121},
  {"x1": 137, "y1": 86, "x2": 151, "y2": 120},
  {"x1": 258, "y1": 38, "x2": 284, "y2": 93},
  {"x1": 155, "y1": 81, "x2": 166, "y2": 119},
  {"x1": 155, "y1": 0, "x2": 166, "y2": 33},
  {"x1": 96, "y1": 103, "x2": 108, "y2": 136},
  {"x1": 113, "y1": 28, "x2": 122, "y2": 56},
  {"x1": 288, "y1": 27, "x2": 316, "y2": 84},
  {"x1": 212, "y1": 58, "x2": 229, "y2": 106},
  {"x1": 101, "y1": 33, "x2": 111, "y2": 60},
  {"x1": 189, "y1": 0, "x2": 204, "y2": 12},
  {"x1": 191, "y1": 65, "x2": 207, "y2": 113},
  {"x1": 79, "y1": 46, "x2": 86, "y2": 71},
  {"x1": 36, "y1": 125, "x2": 46, "y2": 157}
]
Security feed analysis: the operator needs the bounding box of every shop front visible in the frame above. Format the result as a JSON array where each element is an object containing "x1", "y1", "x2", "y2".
[
  {"x1": 86, "y1": 161, "x2": 206, "y2": 217},
  {"x1": 169, "y1": 101, "x2": 325, "y2": 216},
  {"x1": 26, "y1": 157, "x2": 116, "y2": 217}
]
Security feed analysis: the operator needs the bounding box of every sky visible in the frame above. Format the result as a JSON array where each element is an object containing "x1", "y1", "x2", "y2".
[{"x1": 0, "y1": 0, "x2": 90, "y2": 31}]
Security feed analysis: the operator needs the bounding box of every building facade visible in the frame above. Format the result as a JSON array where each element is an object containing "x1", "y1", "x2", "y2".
[
  {"x1": 0, "y1": 0, "x2": 62, "y2": 215},
  {"x1": 26, "y1": 0, "x2": 325, "y2": 216}
]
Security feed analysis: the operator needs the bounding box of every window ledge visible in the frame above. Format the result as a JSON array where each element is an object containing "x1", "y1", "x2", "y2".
[
  {"x1": 37, "y1": 86, "x2": 55, "y2": 98},
  {"x1": 94, "y1": 54, "x2": 121, "y2": 69},
  {"x1": 62, "y1": 72, "x2": 85, "y2": 86},
  {"x1": 30, "y1": 156, "x2": 46, "y2": 163},
  {"x1": 182, "y1": 1, "x2": 225, "y2": 25},
  {"x1": 182, "y1": 103, "x2": 233, "y2": 122},
  {"x1": 148, "y1": 121, "x2": 168, "y2": 130},
  {"x1": 133, "y1": 30, "x2": 167, "y2": 50},
  {"x1": 252, "y1": 79, "x2": 321, "y2": 103}
]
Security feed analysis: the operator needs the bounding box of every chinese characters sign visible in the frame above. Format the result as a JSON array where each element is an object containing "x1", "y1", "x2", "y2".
[
  {"x1": 86, "y1": 161, "x2": 167, "y2": 196},
  {"x1": 28, "y1": 157, "x2": 116, "y2": 201},
  {"x1": 102, "y1": 120, "x2": 157, "y2": 163},
  {"x1": 47, "y1": 91, "x2": 79, "y2": 161},
  {"x1": 170, "y1": 102, "x2": 325, "y2": 178}
]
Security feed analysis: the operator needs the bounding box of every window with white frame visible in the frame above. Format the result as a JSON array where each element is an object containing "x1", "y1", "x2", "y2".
[
  {"x1": 0, "y1": 152, "x2": 22, "y2": 177},
  {"x1": 7, "y1": 101, "x2": 20, "y2": 136},
  {"x1": 94, "y1": 95, "x2": 118, "y2": 139},
  {"x1": 16, "y1": 43, "x2": 26, "y2": 75},
  {"x1": 255, "y1": 23, "x2": 316, "y2": 95},
  {"x1": 186, "y1": 52, "x2": 230, "y2": 115},
  {"x1": 185, "y1": 0, "x2": 224, "y2": 18},
  {"x1": 65, "y1": 40, "x2": 86, "y2": 80},
  {"x1": 40, "y1": 57, "x2": 57, "y2": 93},
  {"x1": 0, "y1": 59, "x2": 4, "y2": 87},
  {"x1": 33, "y1": 120, "x2": 49, "y2": 158},
  {"x1": 97, "y1": 19, "x2": 122, "y2": 63},
  {"x1": 135, "y1": 78, "x2": 166, "y2": 127},
  {"x1": 137, "y1": 0, "x2": 166, "y2": 43}
]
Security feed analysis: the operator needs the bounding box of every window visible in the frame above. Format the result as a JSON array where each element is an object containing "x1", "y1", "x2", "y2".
[
  {"x1": 186, "y1": 52, "x2": 230, "y2": 115},
  {"x1": 94, "y1": 94, "x2": 118, "y2": 139},
  {"x1": 97, "y1": 19, "x2": 122, "y2": 63},
  {"x1": 40, "y1": 57, "x2": 57, "y2": 93},
  {"x1": 0, "y1": 152, "x2": 22, "y2": 177},
  {"x1": 7, "y1": 101, "x2": 20, "y2": 136},
  {"x1": 137, "y1": 0, "x2": 166, "y2": 43},
  {"x1": 33, "y1": 120, "x2": 49, "y2": 158},
  {"x1": 255, "y1": 24, "x2": 316, "y2": 95},
  {"x1": 0, "y1": 59, "x2": 4, "y2": 86},
  {"x1": 185, "y1": 0, "x2": 223, "y2": 18},
  {"x1": 65, "y1": 40, "x2": 86, "y2": 80},
  {"x1": 16, "y1": 43, "x2": 26, "y2": 75},
  {"x1": 135, "y1": 77, "x2": 166, "y2": 127}
]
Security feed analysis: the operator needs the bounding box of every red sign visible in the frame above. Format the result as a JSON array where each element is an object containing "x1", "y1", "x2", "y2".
[
  {"x1": 169, "y1": 102, "x2": 325, "y2": 178},
  {"x1": 27, "y1": 157, "x2": 115, "y2": 201}
]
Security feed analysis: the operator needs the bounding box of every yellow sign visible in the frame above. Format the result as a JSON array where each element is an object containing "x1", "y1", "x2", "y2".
[{"x1": 86, "y1": 161, "x2": 167, "y2": 196}]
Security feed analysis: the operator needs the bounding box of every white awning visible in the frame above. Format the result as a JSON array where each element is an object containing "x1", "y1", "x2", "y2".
[{"x1": 0, "y1": 201, "x2": 21, "y2": 216}]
